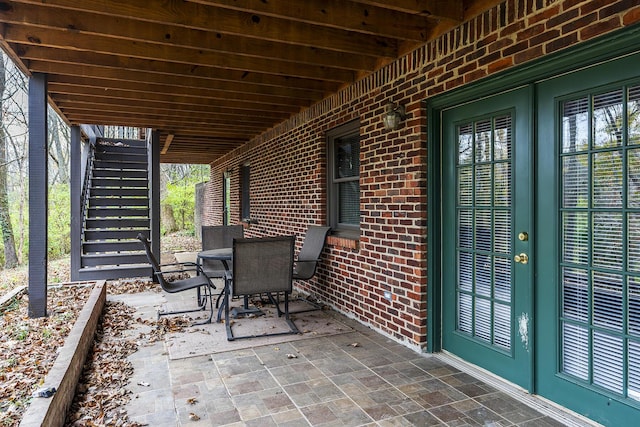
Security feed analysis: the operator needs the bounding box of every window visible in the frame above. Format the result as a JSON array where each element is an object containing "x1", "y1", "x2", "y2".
[
  {"x1": 240, "y1": 164, "x2": 250, "y2": 222},
  {"x1": 327, "y1": 121, "x2": 360, "y2": 236},
  {"x1": 222, "y1": 171, "x2": 231, "y2": 225}
]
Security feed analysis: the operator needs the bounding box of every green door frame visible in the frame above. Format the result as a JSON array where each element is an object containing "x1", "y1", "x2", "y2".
[
  {"x1": 536, "y1": 52, "x2": 640, "y2": 426},
  {"x1": 426, "y1": 25, "x2": 640, "y2": 426},
  {"x1": 426, "y1": 24, "x2": 640, "y2": 354},
  {"x1": 440, "y1": 87, "x2": 534, "y2": 391}
]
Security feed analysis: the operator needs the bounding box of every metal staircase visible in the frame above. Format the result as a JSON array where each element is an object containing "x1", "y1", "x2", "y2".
[{"x1": 76, "y1": 137, "x2": 153, "y2": 280}]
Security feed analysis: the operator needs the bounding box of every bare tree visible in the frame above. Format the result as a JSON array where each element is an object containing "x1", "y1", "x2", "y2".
[
  {"x1": 0, "y1": 56, "x2": 19, "y2": 268},
  {"x1": 48, "y1": 109, "x2": 70, "y2": 184}
]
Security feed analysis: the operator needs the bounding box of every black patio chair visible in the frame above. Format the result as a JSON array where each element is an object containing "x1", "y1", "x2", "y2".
[
  {"x1": 201, "y1": 225, "x2": 244, "y2": 309},
  {"x1": 224, "y1": 235, "x2": 299, "y2": 341},
  {"x1": 137, "y1": 233, "x2": 216, "y2": 324},
  {"x1": 201, "y1": 225, "x2": 244, "y2": 278},
  {"x1": 271, "y1": 225, "x2": 331, "y2": 316}
]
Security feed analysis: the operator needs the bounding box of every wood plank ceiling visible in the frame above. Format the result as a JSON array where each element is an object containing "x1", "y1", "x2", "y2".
[{"x1": 0, "y1": 0, "x2": 501, "y2": 163}]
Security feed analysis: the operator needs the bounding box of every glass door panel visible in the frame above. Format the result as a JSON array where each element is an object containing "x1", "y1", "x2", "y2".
[{"x1": 442, "y1": 87, "x2": 533, "y2": 390}]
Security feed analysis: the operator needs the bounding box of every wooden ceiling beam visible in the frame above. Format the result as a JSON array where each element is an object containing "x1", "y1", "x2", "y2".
[
  {"x1": 47, "y1": 76, "x2": 315, "y2": 107},
  {"x1": 0, "y1": 3, "x2": 379, "y2": 72},
  {"x1": 60, "y1": 111, "x2": 270, "y2": 132},
  {"x1": 20, "y1": 47, "x2": 340, "y2": 93},
  {"x1": 29, "y1": 61, "x2": 327, "y2": 100},
  {"x1": 9, "y1": 0, "x2": 399, "y2": 57},
  {"x1": 4, "y1": 26, "x2": 356, "y2": 82},
  {"x1": 160, "y1": 134, "x2": 174, "y2": 155},
  {"x1": 57, "y1": 105, "x2": 281, "y2": 127},
  {"x1": 60, "y1": 108, "x2": 270, "y2": 127},
  {"x1": 188, "y1": 0, "x2": 434, "y2": 41},
  {"x1": 52, "y1": 95, "x2": 294, "y2": 120},
  {"x1": 41, "y1": 67, "x2": 324, "y2": 101},
  {"x1": 351, "y1": 0, "x2": 463, "y2": 21},
  {"x1": 46, "y1": 84, "x2": 303, "y2": 114}
]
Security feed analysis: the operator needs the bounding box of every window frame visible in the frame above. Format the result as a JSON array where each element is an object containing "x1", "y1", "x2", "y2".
[
  {"x1": 240, "y1": 164, "x2": 250, "y2": 222},
  {"x1": 222, "y1": 171, "x2": 231, "y2": 225},
  {"x1": 327, "y1": 120, "x2": 360, "y2": 237}
]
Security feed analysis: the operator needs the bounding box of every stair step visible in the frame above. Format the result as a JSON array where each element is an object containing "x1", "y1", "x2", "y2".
[
  {"x1": 94, "y1": 151, "x2": 147, "y2": 162},
  {"x1": 84, "y1": 229, "x2": 149, "y2": 240},
  {"x1": 91, "y1": 177, "x2": 148, "y2": 188},
  {"x1": 89, "y1": 188, "x2": 148, "y2": 197},
  {"x1": 83, "y1": 240, "x2": 143, "y2": 253},
  {"x1": 87, "y1": 207, "x2": 149, "y2": 218},
  {"x1": 85, "y1": 218, "x2": 149, "y2": 229},
  {"x1": 89, "y1": 197, "x2": 149, "y2": 208},
  {"x1": 81, "y1": 252, "x2": 149, "y2": 267},
  {"x1": 98, "y1": 137, "x2": 147, "y2": 148},
  {"x1": 77, "y1": 265, "x2": 153, "y2": 281},
  {"x1": 92, "y1": 168, "x2": 147, "y2": 179},
  {"x1": 93, "y1": 160, "x2": 147, "y2": 170},
  {"x1": 95, "y1": 143, "x2": 146, "y2": 153}
]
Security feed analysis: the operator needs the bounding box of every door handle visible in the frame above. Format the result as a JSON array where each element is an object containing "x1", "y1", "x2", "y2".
[{"x1": 514, "y1": 253, "x2": 529, "y2": 264}]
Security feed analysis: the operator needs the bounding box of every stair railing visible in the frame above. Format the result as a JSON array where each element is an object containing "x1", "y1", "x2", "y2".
[{"x1": 80, "y1": 140, "x2": 96, "y2": 231}]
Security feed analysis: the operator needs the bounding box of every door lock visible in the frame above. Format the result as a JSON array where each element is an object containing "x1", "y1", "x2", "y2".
[{"x1": 514, "y1": 253, "x2": 529, "y2": 264}]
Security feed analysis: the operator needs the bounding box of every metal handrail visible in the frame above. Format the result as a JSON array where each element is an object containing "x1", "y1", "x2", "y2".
[{"x1": 80, "y1": 140, "x2": 96, "y2": 231}]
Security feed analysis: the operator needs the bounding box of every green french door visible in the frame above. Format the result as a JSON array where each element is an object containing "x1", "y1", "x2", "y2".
[
  {"x1": 442, "y1": 87, "x2": 533, "y2": 390},
  {"x1": 536, "y1": 53, "x2": 640, "y2": 426}
]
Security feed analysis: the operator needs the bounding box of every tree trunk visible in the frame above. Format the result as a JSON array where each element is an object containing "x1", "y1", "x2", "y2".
[{"x1": 0, "y1": 58, "x2": 19, "y2": 268}]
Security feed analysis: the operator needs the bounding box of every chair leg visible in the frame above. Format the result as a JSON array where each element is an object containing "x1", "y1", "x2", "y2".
[
  {"x1": 224, "y1": 278, "x2": 235, "y2": 340},
  {"x1": 282, "y1": 292, "x2": 300, "y2": 334},
  {"x1": 270, "y1": 288, "x2": 323, "y2": 316},
  {"x1": 157, "y1": 290, "x2": 208, "y2": 318},
  {"x1": 192, "y1": 284, "x2": 215, "y2": 325},
  {"x1": 227, "y1": 291, "x2": 299, "y2": 341}
]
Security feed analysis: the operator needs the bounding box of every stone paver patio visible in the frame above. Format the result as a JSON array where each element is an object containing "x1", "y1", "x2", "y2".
[{"x1": 111, "y1": 289, "x2": 599, "y2": 427}]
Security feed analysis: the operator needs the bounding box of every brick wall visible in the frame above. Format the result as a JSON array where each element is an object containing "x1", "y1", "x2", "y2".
[{"x1": 203, "y1": 0, "x2": 640, "y2": 351}]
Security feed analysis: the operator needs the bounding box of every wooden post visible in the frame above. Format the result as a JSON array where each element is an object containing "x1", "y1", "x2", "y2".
[
  {"x1": 70, "y1": 125, "x2": 81, "y2": 281},
  {"x1": 149, "y1": 130, "x2": 161, "y2": 261},
  {"x1": 28, "y1": 73, "x2": 48, "y2": 318}
]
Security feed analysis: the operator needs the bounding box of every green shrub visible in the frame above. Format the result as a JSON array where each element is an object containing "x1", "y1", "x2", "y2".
[{"x1": 47, "y1": 183, "x2": 70, "y2": 259}]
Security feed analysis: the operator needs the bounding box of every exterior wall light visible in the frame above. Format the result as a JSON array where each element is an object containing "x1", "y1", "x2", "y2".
[{"x1": 382, "y1": 102, "x2": 406, "y2": 131}]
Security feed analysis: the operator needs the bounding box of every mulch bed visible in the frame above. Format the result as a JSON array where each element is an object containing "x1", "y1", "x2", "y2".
[
  {"x1": 0, "y1": 278, "x2": 191, "y2": 427},
  {"x1": 1, "y1": 284, "x2": 93, "y2": 426}
]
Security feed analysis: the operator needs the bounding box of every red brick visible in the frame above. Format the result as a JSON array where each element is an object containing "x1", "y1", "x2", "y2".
[
  {"x1": 514, "y1": 45, "x2": 544, "y2": 64},
  {"x1": 623, "y1": 6, "x2": 640, "y2": 25},
  {"x1": 545, "y1": 32, "x2": 579, "y2": 53},
  {"x1": 528, "y1": 4, "x2": 562, "y2": 25},
  {"x1": 488, "y1": 57, "x2": 514, "y2": 73},
  {"x1": 581, "y1": 0, "x2": 612, "y2": 14},
  {"x1": 580, "y1": 17, "x2": 621, "y2": 40},
  {"x1": 546, "y1": 7, "x2": 580, "y2": 29}
]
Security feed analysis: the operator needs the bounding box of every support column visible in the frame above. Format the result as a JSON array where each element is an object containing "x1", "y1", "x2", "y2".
[
  {"x1": 149, "y1": 130, "x2": 161, "y2": 260},
  {"x1": 70, "y1": 125, "x2": 81, "y2": 281},
  {"x1": 28, "y1": 73, "x2": 48, "y2": 317}
]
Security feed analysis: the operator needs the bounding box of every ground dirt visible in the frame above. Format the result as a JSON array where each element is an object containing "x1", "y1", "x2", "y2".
[{"x1": 0, "y1": 232, "x2": 199, "y2": 427}]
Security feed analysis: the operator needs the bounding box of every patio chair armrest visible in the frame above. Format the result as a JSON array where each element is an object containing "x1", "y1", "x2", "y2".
[
  {"x1": 158, "y1": 261, "x2": 196, "y2": 269},
  {"x1": 178, "y1": 261, "x2": 198, "y2": 267},
  {"x1": 154, "y1": 269, "x2": 191, "y2": 276}
]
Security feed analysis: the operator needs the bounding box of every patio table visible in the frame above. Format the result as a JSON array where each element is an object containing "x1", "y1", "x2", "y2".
[{"x1": 197, "y1": 248, "x2": 263, "y2": 321}]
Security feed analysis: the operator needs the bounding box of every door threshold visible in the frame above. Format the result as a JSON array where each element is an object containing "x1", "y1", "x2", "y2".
[{"x1": 436, "y1": 351, "x2": 602, "y2": 427}]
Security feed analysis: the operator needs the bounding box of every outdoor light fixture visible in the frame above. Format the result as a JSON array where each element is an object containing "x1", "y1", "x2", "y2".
[{"x1": 382, "y1": 102, "x2": 406, "y2": 131}]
